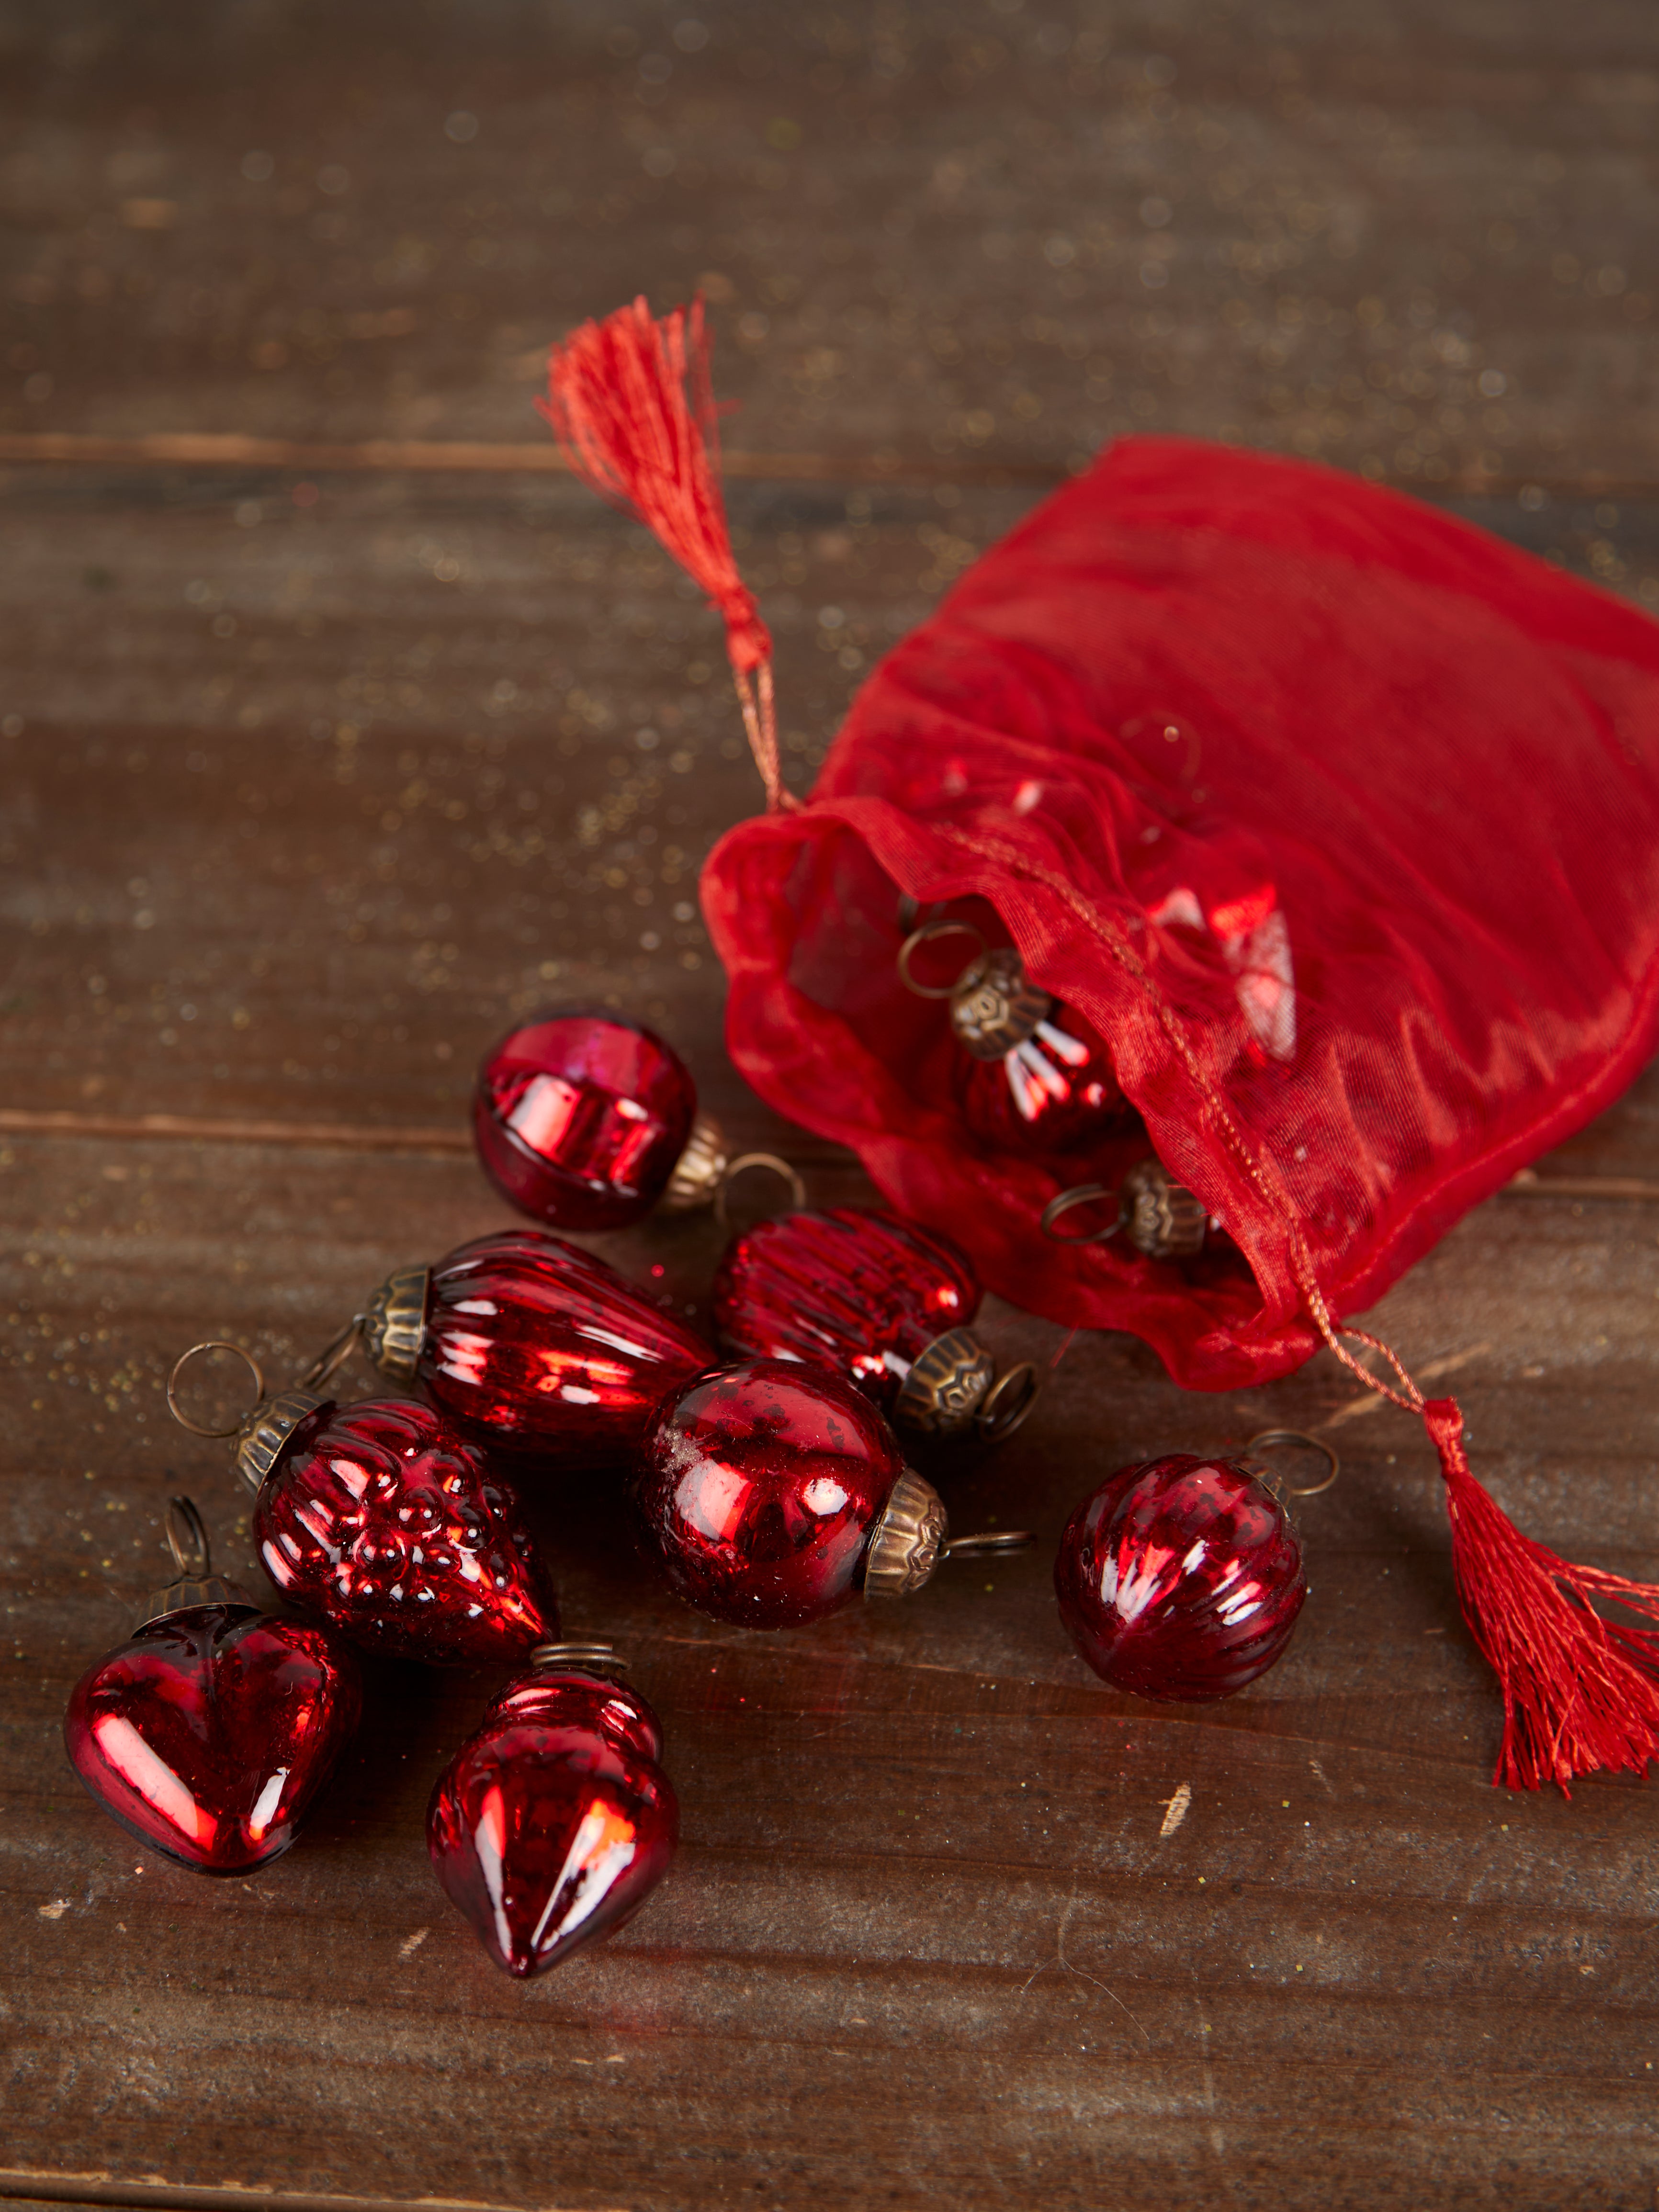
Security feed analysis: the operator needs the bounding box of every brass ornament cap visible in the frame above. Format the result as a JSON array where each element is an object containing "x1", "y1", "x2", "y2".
[
  {"x1": 893, "y1": 1327, "x2": 995, "y2": 1436},
  {"x1": 1121, "y1": 1158, "x2": 1208, "y2": 1260},
  {"x1": 863, "y1": 1468, "x2": 949, "y2": 1600},
  {"x1": 234, "y1": 1389, "x2": 326, "y2": 1497},
  {"x1": 363, "y1": 1264, "x2": 431, "y2": 1385},
  {"x1": 136, "y1": 1574, "x2": 254, "y2": 1631},
  {"x1": 949, "y1": 948, "x2": 1051, "y2": 1061},
  {"x1": 659, "y1": 1110, "x2": 730, "y2": 1214}
]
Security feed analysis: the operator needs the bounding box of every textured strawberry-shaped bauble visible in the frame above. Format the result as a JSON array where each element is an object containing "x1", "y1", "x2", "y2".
[
  {"x1": 65, "y1": 1604, "x2": 360, "y2": 1874},
  {"x1": 428, "y1": 1652, "x2": 677, "y2": 1977},
  {"x1": 252, "y1": 1396, "x2": 558, "y2": 1665},
  {"x1": 1055, "y1": 1454, "x2": 1306, "y2": 1702},
  {"x1": 363, "y1": 1230, "x2": 711, "y2": 1467},
  {"x1": 474, "y1": 1007, "x2": 722, "y2": 1231},
  {"x1": 638, "y1": 1358, "x2": 952, "y2": 1628},
  {"x1": 712, "y1": 1206, "x2": 1035, "y2": 1440}
]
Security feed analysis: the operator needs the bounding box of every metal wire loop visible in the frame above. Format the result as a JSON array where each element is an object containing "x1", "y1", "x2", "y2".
[
  {"x1": 530, "y1": 1640, "x2": 629, "y2": 1676},
  {"x1": 976, "y1": 1361, "x2": 1040, "y2": 1442},
  {"x1": 896, "y1": 917, "x2": 988, "y2": 999},
  {"x1": 1243, "y1": 1428, "x2": 1340, "y2": 1499},
  {"x1": 298, "y1": 1315, "x2": 368, "y2": 1393},
  {"x1": 713, "y1": 1152, "x2": 808, "y2": 1232},
  {"x1": 1040, "y1": 1184, "x2": 1125, "y2": 1245},
  {"x1": 164, "y1": 1495, "x2": 212, "y2": 1578},
  {"x1": 943, "y1": 1529, "x2": 1038, "y2": 1558},
  {"x1": 166, "y1": 1341, "x2": 267, "y2": 1438}
]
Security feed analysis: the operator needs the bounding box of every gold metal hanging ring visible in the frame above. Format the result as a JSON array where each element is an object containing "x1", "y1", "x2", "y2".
[
  {"x1": 896, "y1": 917, "x2": 988, "y2": 999},
  {"x1": 713, "y1": 1152, "x2": 808, "y2": 1232},
  {"x1": 942, "y1": 1529, "x2": 1038, "y2": 1557},
  {"x1": 1040, "y1": 1184, "x2": 1125, "y2": 1244},
  {"x1": 976, "y1": 1361, "x2": 1041, "y2": 1442},
  {"x1": 165, "y1": 1341, "x2": 267, "y2": 1438},
  {"x1": 297, "y1": 1315, "x2": 368, "y2": 1393},
  {"x1": 164, "y1": 1495, "x2": 212, "y2": 1578},
  {"x1": 1243, "y1": 1428, "x2": 1340, "y2": 1498}
]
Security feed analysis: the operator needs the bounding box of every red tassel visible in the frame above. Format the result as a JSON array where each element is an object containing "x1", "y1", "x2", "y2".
[
  {"x1": 540, "y1": 294, "x2": 794, "y2": 810},
  {"x1": 1424, "y1": 1396, "x2": 1659, "y2": 1792}
]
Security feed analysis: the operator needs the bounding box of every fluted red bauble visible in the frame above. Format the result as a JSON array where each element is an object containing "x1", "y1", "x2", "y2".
[
  {"x1": 953, "y1": 1000, "x2": 1131, "y2": 1158},
  {"x1": 64, "y1": 1603, "x2": 360, "y2": 1873},
  {"x1": 1055, "y1": 1454, "x2": 1305, "y2": 1701},
  {"x1": 711, "y1": 1207, "x2": 975, "y2": 1413},
  {"x1": 254, "y1": 1398, "x2": 558, "y2": 1665},
  {"x1": 473, "y1": 1009, "x2": 697, "y2": 1231},
  {"x1": 408, "y1": 1230, "x2": 711, "y2": 1466},
  {"x1": 637, "y1": 1359, "x2": 907, "y2": 1628},
  {"x1": 428, "y1": 1662, "x2": 677, "y2": 1977}
]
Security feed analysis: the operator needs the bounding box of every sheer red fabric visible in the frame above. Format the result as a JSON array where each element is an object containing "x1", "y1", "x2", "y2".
[
  {"x1": 543, "y1": 298, "x2": 1659, "y2": 1791},
  {"x1": 702, "y1": 438, "x2": 1659, "y2": 1391}
]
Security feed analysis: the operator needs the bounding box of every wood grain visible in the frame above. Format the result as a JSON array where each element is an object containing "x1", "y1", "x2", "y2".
[{"x1": 4, "y1": 1, "x2": 1659, "y2": 2207}]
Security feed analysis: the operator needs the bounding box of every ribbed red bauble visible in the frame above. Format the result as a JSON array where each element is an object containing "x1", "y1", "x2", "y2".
[
  {"x1": 1055, "y1": 1453, "x2": 1305, "y2": 1701},
  {"x1": 711, "y1": 1205, "x2": 1035, "y2": 1442},
  {"x1": 900, "y1": 925, "x2": 1134, "y2": 1159},
  {"x1": 361, "y1": 1230, "x2": 711, "y2": 1467}
]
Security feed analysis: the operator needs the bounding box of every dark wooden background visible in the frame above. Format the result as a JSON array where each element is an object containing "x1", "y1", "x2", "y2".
[{"x1": 4, "y1": 2, "x2": 1659, "y2": 2206}]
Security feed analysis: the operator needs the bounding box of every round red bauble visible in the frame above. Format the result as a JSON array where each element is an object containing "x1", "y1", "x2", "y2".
[
  {"x1": 637, "y1": 1358, "x2": 911, "y2": 1628},
  {"x1": 65, "y1": 1603, "x2": 360, "y2": 1874},
  {"x1": 252, "y1": 1397, "x2": 558, "y2": 1666},
  {"x1": 473, "y1": 1008, "x2": 697, "y2": 1232},
  {"x1": 1054, "y1": 1453, "x2": 1305, "y2": 1701},
  {"x1": 427, "y1": 1655, "x2": 677, "y2": 1977}
]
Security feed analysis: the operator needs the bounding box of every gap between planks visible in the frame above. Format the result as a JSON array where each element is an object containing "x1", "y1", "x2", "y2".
[
  {"x1": 2, "y1": 1107, "x2": 1657, "y2": 1196},
  {"x1": 0, "y1": 430, "x2": 1651, "y2": 502},
  {"x1": 0, "y1": 2173, "x2": 617, "y2": 2212}
]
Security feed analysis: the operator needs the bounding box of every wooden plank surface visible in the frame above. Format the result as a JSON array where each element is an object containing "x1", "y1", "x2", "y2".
[{"x1": 4, "y1": 2, "x2": 1659, "y2": 2208}]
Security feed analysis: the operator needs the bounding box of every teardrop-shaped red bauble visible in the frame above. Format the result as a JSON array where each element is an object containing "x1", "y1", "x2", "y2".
[
  {"x1": 711, "y1": 1207, "x2": 984, "y2": 1427},
  {"x1": 428, "y1": 1657, "x2": 677, "y2": 1977},
  {"x1": 64, "y1": 1603, "x2": 360, "y2": 1874},
  {"x1": 637, "y1": 1359, "x2": 910, "y2": 1628},
  {"x1": 254, "y1": 1398, "x2": 559, "y2": 1665},
  {"x1": 389, "y1": 1230, "x2": 711, "y2": 1468},
  {"x1": 1054, "y1": 1454, "x2": 1305, "y2": 1701},
  {"x1": 473, "y1": 1008, "x2": 697, "y2": 1231}
]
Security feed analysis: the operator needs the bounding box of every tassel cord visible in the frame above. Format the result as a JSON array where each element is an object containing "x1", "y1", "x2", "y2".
[{"x1": 542, "y1": 294, "x2": 792, "y2": 810}]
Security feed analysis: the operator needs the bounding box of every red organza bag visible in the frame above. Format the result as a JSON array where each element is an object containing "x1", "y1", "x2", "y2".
[{"x1": 543, "y1": 298, "x2": 1659, "y2": 1793}]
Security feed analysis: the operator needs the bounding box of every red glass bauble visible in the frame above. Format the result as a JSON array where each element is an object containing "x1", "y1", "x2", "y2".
[
  {"x1": 637, "y1": 1359, "x2": 909, "y2": 1628},
  {"x1": 402, "y1": 1230, "x2": 711, "y2": 1467},
  {"x1": 473, "y1": 1009, "x2": 697, "y2": 1232},
  {"x1": 253, "y1": 1398, "x2": 558, "y2": 1665},
  {"x1": 952, "y1": 1000, "x2": 1132, "y2": 1158},
  {"x1": 712, "y1": 1207, "x2": 1004, "y2": 1436},
  {"x1": 428, "y1": 1656, "x2": 677, "y2": 1978},
  {"x1": 1055, "y1": 1454, "x2": 1305, "y2": 1701},
  {"x1": 64, "y1": 1603, "x2": 360, "y2": 1874}
]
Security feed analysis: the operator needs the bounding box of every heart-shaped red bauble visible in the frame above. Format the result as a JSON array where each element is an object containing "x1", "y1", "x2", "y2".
[
  {"x1": 64, "y1": 1602, "x2": 361, "y2": 1874},
  {"x1": 428, "y1": 1661, "x2": 677, "y2": 1976},
  {"x1": 254, "y1": 1398, "x2": 558, "y2": 1665}
]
